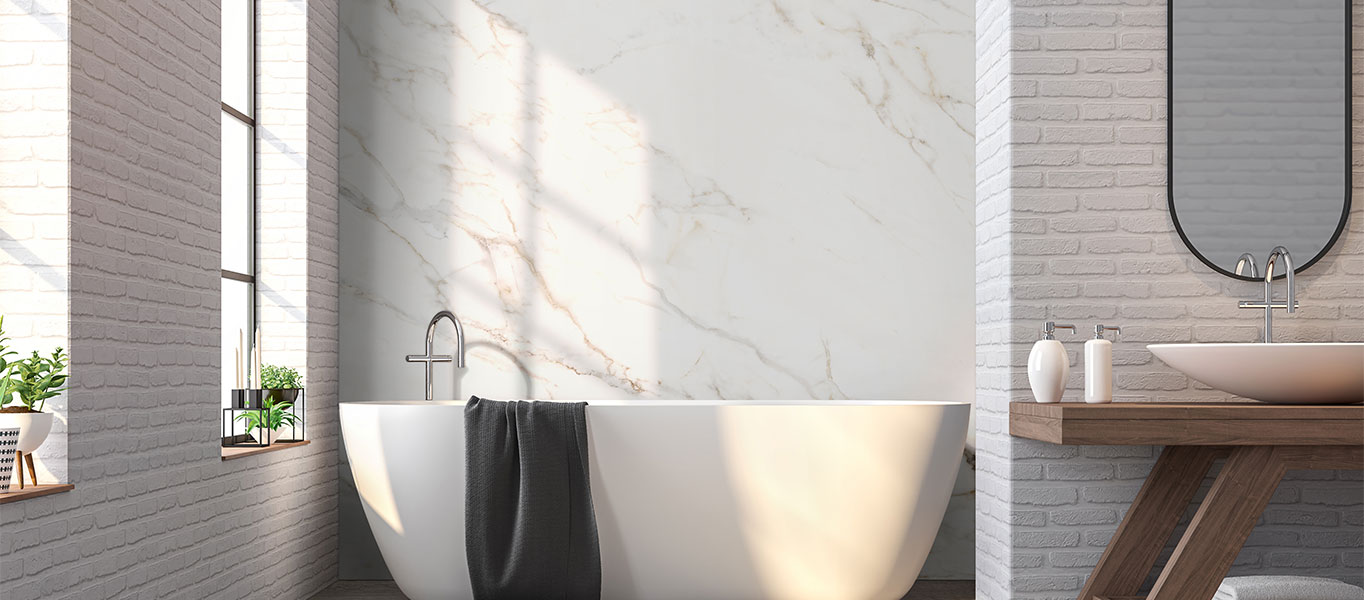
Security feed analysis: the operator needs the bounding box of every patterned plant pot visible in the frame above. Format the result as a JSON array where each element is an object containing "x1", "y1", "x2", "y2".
[{"x1": 0, "y1": 427, "x2": 19, "y2": 493}]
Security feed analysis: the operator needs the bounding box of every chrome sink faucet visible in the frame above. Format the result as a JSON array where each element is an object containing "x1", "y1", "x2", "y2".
[
  {"x1": 1237, "y1": 246, "x2": 1296, "y2": 343},
  {"x1": 1233, "y1": 252, "x2": 1259, "y2": 278},
  {"x1": 406, "y1": 310, "x2": 466, "y2": 402}
]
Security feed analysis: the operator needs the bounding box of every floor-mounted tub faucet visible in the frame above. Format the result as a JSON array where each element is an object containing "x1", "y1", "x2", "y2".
[
  {"x1": 406, "y1": 310, "x2": 466, "y2": 402},
  {"x1": 1237, "y1": 246, "x2": 1296, "y2": 343}
]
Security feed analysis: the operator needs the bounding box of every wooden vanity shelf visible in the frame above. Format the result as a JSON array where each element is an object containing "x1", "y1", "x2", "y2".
[
  {"x1": 1010, "y1": 402, "x2": 1364, "y2": 600},
  {"x1": 1012, "y1": 402, "x2": 1364, "y2": 446}
]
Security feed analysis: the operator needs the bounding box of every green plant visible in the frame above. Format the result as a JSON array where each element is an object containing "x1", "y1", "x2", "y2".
[
  {"x1": 10, "y1": 348, "x2": 69, "y2": 412},
  {"x1": 0, "y1": 316, "x2": 20, "y2": 406},
  {"x1": 260, "y1": 364, "x2": 302, "y2": 390},
  {"x1": 234, "y1": 396, "x2": 300, "y2": 440}
]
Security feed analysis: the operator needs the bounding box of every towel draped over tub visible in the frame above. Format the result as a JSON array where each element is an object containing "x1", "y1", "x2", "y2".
[{"x1": 464, "y1": 396, "x2": 601, "y2": 600}]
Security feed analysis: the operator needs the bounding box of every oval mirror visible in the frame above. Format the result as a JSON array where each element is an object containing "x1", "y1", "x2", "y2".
[{"x1": 1170, "y1": 0, "x2": 1351, "y2": 280}]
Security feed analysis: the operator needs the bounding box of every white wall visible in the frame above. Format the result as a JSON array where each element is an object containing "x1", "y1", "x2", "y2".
[
  {"x1": 0, "y1": 0, "x2": 69, "y2": 484},
  {"x1": 973, "y1": 0, "x2": 1016, "y2": 595},
  {"x1": 337, "y1": 0, "x2": 978, "y2": 580}
]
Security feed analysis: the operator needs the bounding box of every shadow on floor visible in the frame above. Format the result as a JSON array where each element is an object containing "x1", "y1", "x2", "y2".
[{"x1": 310, "y1": 580, "x2": 975, "y2": 600}]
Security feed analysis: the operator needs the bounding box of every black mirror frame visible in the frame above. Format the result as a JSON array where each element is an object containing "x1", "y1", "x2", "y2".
[{"x1": 1167, "y1": 0, "x2": 1353, "y2": 281}]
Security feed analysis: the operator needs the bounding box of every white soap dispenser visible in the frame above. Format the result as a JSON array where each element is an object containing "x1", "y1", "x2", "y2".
[
  {"x1": 1084, "y1": 324, "x2": 1121, "y2": 404},
  {"x1": 1028, "y1": 322, "x2": 1075, "y2": 404}
]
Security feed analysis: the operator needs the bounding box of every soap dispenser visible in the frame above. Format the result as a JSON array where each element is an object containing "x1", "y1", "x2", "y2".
[
  {"x1": 1028, "y1": 322, "x2": 1075, "y2": 404},
  {"x1": 1084, "y1": 325, "x2": 1121, "y2": 404}
]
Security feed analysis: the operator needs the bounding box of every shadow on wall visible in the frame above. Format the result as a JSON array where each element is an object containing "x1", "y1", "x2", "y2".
[
  {"x1": 0, "y1": 228, "x2": 66, "y2": 290},
  {"x1": 336, "y1": 0, "x2": 975, "y2": 581}
]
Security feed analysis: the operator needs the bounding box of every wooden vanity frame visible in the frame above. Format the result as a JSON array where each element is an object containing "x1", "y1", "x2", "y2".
[{"x1": 1010, "y1": 402, "x2": 1364, "y2": 600}]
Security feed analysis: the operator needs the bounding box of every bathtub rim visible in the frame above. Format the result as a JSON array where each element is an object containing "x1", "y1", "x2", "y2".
[{"x1": 341, "y1": 399, "x2": 972, "y2": 408}]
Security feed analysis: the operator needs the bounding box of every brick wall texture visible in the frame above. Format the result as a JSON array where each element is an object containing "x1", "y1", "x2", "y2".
[
  {"x1": 0, "y1": 0, "x2": 70, "y2": 483},
  {"x1": 258, "y1": 0, "x2": 312, "y2": 371},
  {"x1": 975, "y1": 0, "x2": 1017, "y2": 597},
  {"x1": 977, "y1": 0, "x2": 1364, "y2": 597},
  {"x1": 0, "y1": 2, "x2": 341, "y2": 599}
]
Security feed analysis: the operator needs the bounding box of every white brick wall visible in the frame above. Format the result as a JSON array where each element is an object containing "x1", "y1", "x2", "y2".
[
  {"x1": 0, "y1": 0, "x2": 70, "y2": 484},
  {"x1": 979, "y1": 0, "x2": 1364, "y2": 596},
  {"x1": 975, "y1": 0, "x2": 1016, "y2": 596},
  {"x1": 304, "y1": 1, "x2": 339, "y2": 486},
  {"x1": 0, "y1": 2, "x2": 341, "y2": 598},
  {"x1": 258, "y1": 0, "x2": 311, "y2": 375}
]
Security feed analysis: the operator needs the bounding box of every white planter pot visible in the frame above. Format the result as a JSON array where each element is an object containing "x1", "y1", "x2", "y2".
[
  {"x1": 256, "y1": 427, "x2": 281, "y2": 445},
  {"x1": 0, "y1": 412, "x2": 53, "y2": 454}
]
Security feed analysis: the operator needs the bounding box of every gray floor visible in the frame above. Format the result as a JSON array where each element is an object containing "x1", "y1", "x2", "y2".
[{"x1": 310, "y1": 580, "x2": 976, "y2": 600}]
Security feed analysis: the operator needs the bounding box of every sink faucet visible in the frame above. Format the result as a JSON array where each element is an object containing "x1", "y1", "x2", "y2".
[
  {"x1": 1233, "y1": 252, "x2": 1259, "y2": 278},
  {"x1": 1237, "y1": 246, "x2": 1296, "y2": 343},
  {"x1": 405, "y1": 310, "x2": 466, "y2": 402}
]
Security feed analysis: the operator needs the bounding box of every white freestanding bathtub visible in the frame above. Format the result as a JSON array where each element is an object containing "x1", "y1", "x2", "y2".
[{"x1": 340, "y1": 400, "x2": 969, "y2": 600}]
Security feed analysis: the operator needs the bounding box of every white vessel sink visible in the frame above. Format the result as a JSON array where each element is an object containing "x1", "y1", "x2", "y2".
[{"x1": 1148, "y1": 343, "x2": 1364, "y2": 404}]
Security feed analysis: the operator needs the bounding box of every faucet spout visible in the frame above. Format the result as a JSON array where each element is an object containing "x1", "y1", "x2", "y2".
[
  {"x1": 1234, "y1": 252, "x2": 1259, "y2": 278},
  {"x1": 1264, "y1": 246, "x2": 1295, "y2": 313},
  {"x1": 425, "y1": 310, "x2": 466, "y2": 368},
  {"x1": 405, "y1": 310, "x2": 467, "y2": 402},
  {"x1": 1261, "y1": 247, "x2": 1295, "y2": 343}
]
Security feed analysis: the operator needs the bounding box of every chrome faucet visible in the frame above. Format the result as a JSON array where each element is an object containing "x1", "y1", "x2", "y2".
[
  {"x1": 405, "y1": 310, "x2": 466, "y2": 402},
  {"x1": 1233, "y1": 252, "x2": 1259, "y2": 278},
  {"x1": 1237, "y1": 246, "x2": 1296, "y2": 343}
]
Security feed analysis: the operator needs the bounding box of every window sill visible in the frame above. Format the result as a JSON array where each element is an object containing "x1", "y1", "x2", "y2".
[
  {"x1": 0, "y1": 483, "x2": 75, "y2": 505},
  {"x1": 221, "y1": 440, "x2": 311, "y2": 461}
]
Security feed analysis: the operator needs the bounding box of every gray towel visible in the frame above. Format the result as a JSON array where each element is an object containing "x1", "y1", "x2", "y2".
[
  {"x1": 1215, "y1": 576, "x2": 1364, "y2": 600},
  {"x1": 464, "y1": 396, "x2": 601, "y2": 600}
]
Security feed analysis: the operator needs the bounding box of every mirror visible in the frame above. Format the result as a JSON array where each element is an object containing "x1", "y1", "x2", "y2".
[{"x1": 1170, "y1": 0, "x2": 1351, "y2": 280}]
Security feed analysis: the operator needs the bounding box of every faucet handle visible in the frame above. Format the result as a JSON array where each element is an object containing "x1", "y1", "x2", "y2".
[
  {"x1": 1043, "y1": 322, "x2": 1076, "y2": 340},
  {"x1": 1238, "y1": 299, "x2": 1299, "y2": 311},
  {"x1": 1093, "y1": 324, "x2": 1121, "y2": 340}
]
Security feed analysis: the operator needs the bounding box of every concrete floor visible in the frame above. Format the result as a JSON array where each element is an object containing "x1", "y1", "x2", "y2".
[{"x1": 310, "y1": 580, "x2": 975, "y2": 600}]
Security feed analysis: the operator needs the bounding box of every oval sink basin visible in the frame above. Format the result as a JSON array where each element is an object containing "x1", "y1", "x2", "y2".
[{"x1": 1148, "y1": 343, "x2": 1364, "y2": 404}]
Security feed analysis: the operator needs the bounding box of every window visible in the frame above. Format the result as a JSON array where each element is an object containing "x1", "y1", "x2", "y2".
[{"x1": 221, "y1": 0, "x2": 254, "y2": 402}]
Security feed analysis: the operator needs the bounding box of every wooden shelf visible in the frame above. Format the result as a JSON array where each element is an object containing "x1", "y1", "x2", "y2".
[
  {"x1": 0, "y1": 483, "x2": 74, "y2": 505},
  {"x1": 1011, "y1": 402, "x2": 1364, "y2": 446},
  {"x1": 221, "y1": 440, "x2": 310, "y2": 461}
]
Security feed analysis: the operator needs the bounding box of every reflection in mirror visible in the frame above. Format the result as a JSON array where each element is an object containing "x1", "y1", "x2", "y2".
[{"x1": 1170, "y1": 0, "x2": 1350, "y2": 279}]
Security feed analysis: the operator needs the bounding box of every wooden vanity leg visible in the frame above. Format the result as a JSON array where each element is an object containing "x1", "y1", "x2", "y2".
[
  {"x1": 1077, "y1": 445, "x2": 1224, "y2": 600},
  {"x1": 1148, "y1": 446, "x2": 1287, "y2": 600}
]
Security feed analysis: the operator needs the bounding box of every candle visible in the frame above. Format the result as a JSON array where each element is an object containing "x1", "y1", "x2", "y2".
[{"x1": 238, "y1": 329, "x2": 245, "y2": 387}]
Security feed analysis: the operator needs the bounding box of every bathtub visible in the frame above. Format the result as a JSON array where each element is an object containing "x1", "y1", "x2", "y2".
[{"x1": 339, "y1": 400, "x2": 969, "y2": 600}]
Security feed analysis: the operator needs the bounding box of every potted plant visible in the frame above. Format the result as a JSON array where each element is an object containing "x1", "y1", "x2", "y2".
[
  {"x1": 0, "y1": 316, "x2": 68, "y2": 485},
  {"x1": 233, "y1": 395, "x2": 301, "y2": 445},
  {"x1": 260, "y1": 364, "x2": 302, "y2": 404}
]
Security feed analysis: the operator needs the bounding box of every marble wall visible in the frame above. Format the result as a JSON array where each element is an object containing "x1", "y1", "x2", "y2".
[{"x1": 338, "y1": 0, "x2": 976, "y2": 579}]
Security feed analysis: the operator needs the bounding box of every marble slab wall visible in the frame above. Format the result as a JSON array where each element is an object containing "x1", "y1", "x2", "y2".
[{"x1": 338, "y1": 0, "x2": 976, "y2": 579}]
